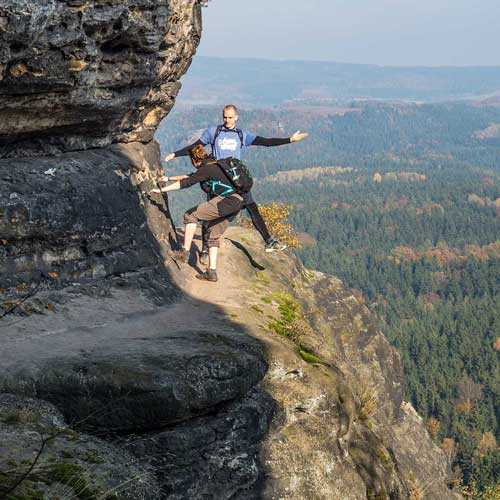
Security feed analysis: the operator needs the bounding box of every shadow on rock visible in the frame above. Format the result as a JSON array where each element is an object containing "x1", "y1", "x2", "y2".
[
  {"x1": 225, "y1": 238, "x2": 266, "y2": 271},
  {"x1": 0, "y1": 142, "x2": 276, "y2": 500}
]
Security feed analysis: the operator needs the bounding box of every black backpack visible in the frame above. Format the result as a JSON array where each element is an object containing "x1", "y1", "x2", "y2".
[{"x1": 210, "y1": 157, "x2": 253, "y2": 194}]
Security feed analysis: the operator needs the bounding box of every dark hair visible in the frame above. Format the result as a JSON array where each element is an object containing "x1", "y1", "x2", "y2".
[{"x1": 189, "y1": 144, "x2": 208, "y2": 163}]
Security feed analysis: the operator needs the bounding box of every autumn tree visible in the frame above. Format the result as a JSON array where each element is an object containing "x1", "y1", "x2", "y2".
[
  {"x1": 440, "y1": 438, "x2": 457, "y2": 468},
  {"x1": 455, "y1": 376, "x2": 484, "y2": 414},
  {"x1": 477, "y1": 433, "x2": 497, "y2": 457},
  {"x1": 426, "y1": 417, "x2": 441, "y2": 441},
  {"x1": 239, "y1": 202, "x2": 301, "y2": 249}
]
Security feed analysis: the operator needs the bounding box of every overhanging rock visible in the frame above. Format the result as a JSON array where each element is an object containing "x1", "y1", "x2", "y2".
[{"x1": 0, "y1": 0, "x2": 202, "y2": 158}]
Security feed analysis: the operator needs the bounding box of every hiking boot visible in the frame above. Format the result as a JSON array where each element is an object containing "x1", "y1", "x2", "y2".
[
  {"x1": 265, "y1": 238, "x2": 287, "y2": 253},
  {"x1": 172, "y1": 249, "x2": 190, "y2": 263},
  {"x1": 199, "y1": 249, "x2": 209, "y2": 266},
  {"x1": 195, "y1": 269, "x2": 218, "y2": 282}
]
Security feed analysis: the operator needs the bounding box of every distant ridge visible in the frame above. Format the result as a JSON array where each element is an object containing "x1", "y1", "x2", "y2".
[{"x1": 179, "y1": 56, "x2": 500, "y2": 106}]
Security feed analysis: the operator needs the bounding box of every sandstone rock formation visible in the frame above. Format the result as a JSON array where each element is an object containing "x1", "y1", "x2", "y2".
[
  {"x1": 0, "y1": 1, "x2": 461, "y2": 499},
  {"x1": 0, "y1": 0, "x2": 202, "y2": 288},
  {"x1": 0, "y1": 393, "x2": 158, "y2": 499},
  {"x1": 0, "y1": 141, "x2": 170, "y2": 289},
  {"x1": 1, "y1": 226, "x2": 460, "y2": 499},
  {"x1": 0, "y1": 0, "x2": 201, "y2": 157}
]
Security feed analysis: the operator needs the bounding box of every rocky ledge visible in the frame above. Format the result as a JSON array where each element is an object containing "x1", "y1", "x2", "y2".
[
  {"x1": 0, "y1": 0, "x2": 202, "y2": 157},
  {"x1": 0, "y1": 140, "x2": 178, "y2": 289},
  {"x1": 0, "y1": 231, "x2": 274, "y2": 499},
  {"x1": 0, "y1": 1, "x2": 462, "y2": 498},
  {"x1": 0, "y1": 225, "x2": 461, "y2": 499}
]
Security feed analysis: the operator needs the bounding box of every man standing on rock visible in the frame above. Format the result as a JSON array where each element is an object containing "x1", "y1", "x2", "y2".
[{"x1": 162, "y1": 104, "x2": 308, "y2": 264}]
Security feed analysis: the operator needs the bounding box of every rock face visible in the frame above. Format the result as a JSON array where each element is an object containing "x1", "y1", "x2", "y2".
[
  {"x1": 0, "y1": 393, "x2": 159, "y2": 499},
  {"x1": 0, "y1": 141, "x2": 172, "y2": 289},
  {"x1": 182, "y1": 227, "x2": 461, "y2": 500},
  {"x1": 0, "y1": 0, "x2": 201, "y2": 157},
  {"x1": 0, "y1": 252, "x2": 275, "y2": 499},
  {"x1": 123, "y1": 387, "x2": 276, "y2": 499},
  {"x1": 2, "y1": 320, "x2": 267, "y2": 433},
  {"x1": 0, "y1": 226, "x2": 461, "y2": 499},
  {"x1": 0, "y1": 2, "x2": 461, "y2": 499}
]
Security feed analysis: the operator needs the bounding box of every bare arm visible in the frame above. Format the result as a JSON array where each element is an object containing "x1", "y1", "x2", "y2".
[
  {"x1": 151, "y1": 181, "x2": 181, "y2": 193},
  {"x1": 157, "y1": 174, "x2": 189, "y2": 182}
]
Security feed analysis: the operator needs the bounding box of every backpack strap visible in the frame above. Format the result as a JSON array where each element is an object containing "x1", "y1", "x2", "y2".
[
  {"x1": 211, "y1": 126, "x2": 244, "y2": 154},
  {"x1": 235, "y1": 128, "x2": 244, "y2": 148},
  {"x1": 208, "y1": 180, "x2": 234, "y2": 196},
  {"x1": 204, "y1": 160, "x2": 236, "y2": 195},
  {"x1": 211, "y1": 125, "x2": 224, "y2": 156}
]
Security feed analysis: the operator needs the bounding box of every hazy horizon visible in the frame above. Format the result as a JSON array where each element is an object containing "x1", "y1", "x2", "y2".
[
  {"x1": 194, "y1": 55, "x2": 500, "y2": 70},
  {"x1": 199, "y1": 0, "x2": 500, "y2": 67}
]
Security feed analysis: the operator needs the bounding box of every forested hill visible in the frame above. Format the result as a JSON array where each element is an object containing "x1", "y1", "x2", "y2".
[
  {"x1": 158, "y1": 100, "x2": 500, "y2": 494},
  {"x1": 157, "y1": 99, "x2": 500, "y2": 178},
  {"x1": 178, "y1": 56, "x2": 500, "y2": 105}
]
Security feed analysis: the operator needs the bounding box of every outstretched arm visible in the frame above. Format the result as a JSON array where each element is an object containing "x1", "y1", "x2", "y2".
[
  {"x1": 163, "y1": 140, "x2": 204, "y2": 162},
  {"x1": 151, "y1": 181, "x2": 181, "y2": 193},
  {"x1": 151, "y1": 166, "x2": 211, "y2": 193},
  {"x1": 157, "y1": 174, "x2": 189, "y2": 182},
  {"x1": 251, "y1": 130, "x2": 308, "y2": 147}
]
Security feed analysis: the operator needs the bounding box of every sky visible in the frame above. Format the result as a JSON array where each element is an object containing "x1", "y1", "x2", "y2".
[{"x1": 198, "y1": 0, "x2": 500, "y2": 67}]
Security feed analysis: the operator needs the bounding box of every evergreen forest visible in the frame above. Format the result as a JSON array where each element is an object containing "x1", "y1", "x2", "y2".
[{"x1": 157, "y1": 99, "x2": 500, "y2": 491}]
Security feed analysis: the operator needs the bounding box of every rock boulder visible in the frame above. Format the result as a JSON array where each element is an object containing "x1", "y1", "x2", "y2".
[{"x1": 0, "y1": 0, "x2": 202, "y2": 157}]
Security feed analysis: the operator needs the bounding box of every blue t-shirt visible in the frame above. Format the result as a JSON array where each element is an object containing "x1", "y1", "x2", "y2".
[{"x1": 200, "y1": 126, "x2": 256, "y2": 160}]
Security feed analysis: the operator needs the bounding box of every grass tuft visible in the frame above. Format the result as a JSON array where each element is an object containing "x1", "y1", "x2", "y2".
[
  {"x1": 298, "y1": 349, "x2": 325, "y2": 365},
  {"x1": 1, "y1": 408, "x2": 38, "y2": 425},
  {"x1": 256, "y1": 272, "x2": 271, "y2": 285},
  {"x1": 267, "y1": 291, "x2": 328, "y2": 365}
]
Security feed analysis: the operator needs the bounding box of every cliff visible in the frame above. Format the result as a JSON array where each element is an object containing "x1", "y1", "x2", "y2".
[
  {"x1": 0, "y1": 225, "x2": 460, "y2": 499},
  {"x1": 0, "y1": 0, "x2": 201, "y2": 288},
  {"x1": 0, "y1": 2, "x2": 460, "y2": 499},
  {"x1": 0, "y1": 0, "x2": 201, "y2": 157}
]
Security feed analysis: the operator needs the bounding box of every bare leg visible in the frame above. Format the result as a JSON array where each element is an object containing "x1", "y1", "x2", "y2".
[
  {"x1": 183, "y1": 222, "x2": 197, "y2": 252},
  {"x1": 208, "y1": 247, "x2": 218, "y2": 270}
]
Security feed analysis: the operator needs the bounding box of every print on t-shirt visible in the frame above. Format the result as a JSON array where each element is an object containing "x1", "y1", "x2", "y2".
[{"x1": 219, "y1": 137, "x2": 239, "y2": 152}]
